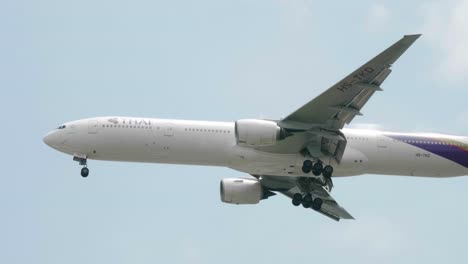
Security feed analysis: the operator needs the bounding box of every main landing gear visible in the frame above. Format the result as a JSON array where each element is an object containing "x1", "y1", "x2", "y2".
[
  {"x1": 301, "y1": 159, "x2": 334, "y2": 191},
  {"x1": 73, "y1": 155, "x2": 89, "y2": 178},
  {"x1": 292, "y1": 193, "x2": 323, "y2": 211}
]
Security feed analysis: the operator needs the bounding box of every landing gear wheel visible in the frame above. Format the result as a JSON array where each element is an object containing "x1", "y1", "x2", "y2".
[
  {"x1": 311, "y1": 198, "x2": 323, "y2": 211},
  {"x1": 81, "y1": 167, "x2": 89, "y2": 178},
  {"x1": 312, "y1": 162, "x2": 323, "y2": 176},
  {"x1": 302, "y1": 194, "x2": 313, "y2": 208},
  {"x1": 322, "y1": 165, "x2": 333, "y2": 178},
  {"x1": 302, "y1": 160, "x2": 313, "y2": 174},
  {"x1": 303, "y1": 160, "x2": 313, "y2": 169},
  {"x1": 292, "y1": 193, "x2": 303, "y2": 206}
]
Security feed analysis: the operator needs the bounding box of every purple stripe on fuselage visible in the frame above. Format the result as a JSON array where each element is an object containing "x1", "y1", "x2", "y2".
[{"x1": 386, "y1": 135, "x2": 468, "y2": 168}]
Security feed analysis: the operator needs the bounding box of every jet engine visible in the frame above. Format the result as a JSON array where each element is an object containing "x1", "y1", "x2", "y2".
[
  {"x1": 235, "y1": 119, "x2": 288, "y2": 147},
  {"x1": 220, "y1": 178, "x2": 263, "y2": 204}
]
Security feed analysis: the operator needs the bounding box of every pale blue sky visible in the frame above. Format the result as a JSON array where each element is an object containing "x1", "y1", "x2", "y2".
[{"x1": 2, "y1": 0, "x2": 468, "y2": 263}]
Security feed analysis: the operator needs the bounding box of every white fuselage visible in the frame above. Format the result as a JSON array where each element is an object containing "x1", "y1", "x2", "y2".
[{"x1": 43, "y1": 117, "x2": 468, "y2": 178}]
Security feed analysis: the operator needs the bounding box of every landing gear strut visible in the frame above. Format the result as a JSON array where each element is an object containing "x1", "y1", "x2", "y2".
[
  {"x1": 74, "y1": 155, "x2": 89, "y2": 178},
  {"x1": 322, "y1": 165, "x2": 333, "y2": 191}
]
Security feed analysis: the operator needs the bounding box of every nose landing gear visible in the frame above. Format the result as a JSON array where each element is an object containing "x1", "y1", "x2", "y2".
[
  {"x1": 73, "y1": 155, "x2": 89, "y2": 178},
  {"x1": 81, "y1": 167, "x2": 89, "y2": 177}
]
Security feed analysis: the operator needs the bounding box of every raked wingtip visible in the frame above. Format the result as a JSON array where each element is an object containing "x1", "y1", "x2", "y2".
[{"x1": 404, "y1": 34, "x2": 422, "y2": 39}]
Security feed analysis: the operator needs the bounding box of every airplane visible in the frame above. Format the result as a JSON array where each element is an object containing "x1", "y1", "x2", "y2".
[{"x1": 43, "y1": 34, "x2": 468, "y2": 221}]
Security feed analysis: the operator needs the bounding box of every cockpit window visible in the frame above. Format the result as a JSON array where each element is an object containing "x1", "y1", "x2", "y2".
[{"x1": 57, "y1": 125, "x2": 66, "y2": 129}]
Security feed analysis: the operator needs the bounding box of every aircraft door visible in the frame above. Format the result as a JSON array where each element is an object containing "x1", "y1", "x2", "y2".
[
  {"x1": 164, "y1": 125, "x2": 174, "y2": 137},
  {"x1": 88, "y1": 120, "x2": 98, "y2": 134},
  {"x1": 147, "y1": 122, "x2": 174, "y2": 158},
  {"x1": 376, "y1": 135, "x2": 390, "y2": 152}
]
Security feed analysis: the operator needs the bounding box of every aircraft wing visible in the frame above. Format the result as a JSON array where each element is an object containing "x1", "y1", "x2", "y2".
[
  {"x1": 253, "y1": 36, "x2": 421, "y2": 220},
  {"x1": 260, "y1": 176, "x2": 354, "y2": 221},
  {"x1": 263, "y1": 35, "x2": 421, "y2": 164},
  {"x1": 279, "y1": 34, "x2": 421, "y2": 131}
]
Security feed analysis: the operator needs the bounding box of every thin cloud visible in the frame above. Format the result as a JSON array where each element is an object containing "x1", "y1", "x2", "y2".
[
  {"x1": 277, "y1": 0, "x2": 313, "y2": 28},
  {"x1": 317, "y1": 215, "x2": 412, "y2": 261},
  {"x1": 456, "y1": 111, "x2": 468, "y2": 130},
  {"x1": 440, "y1": 0, "x2": 468, "y2": 81},
  {"x1": 365, "y1": 4, "x2": 391, "y2": 32},
  {"x1": 420, "y1": 0, "x2": 468, "y2": 83}
]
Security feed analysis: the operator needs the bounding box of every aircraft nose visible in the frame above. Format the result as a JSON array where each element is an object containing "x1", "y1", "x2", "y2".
[
  {"x1": 43, "y1": 132, "x2": 53, "y2": 147},
  {"x1": 43, "y1": 131, "x2": 60, "y2": 147}
]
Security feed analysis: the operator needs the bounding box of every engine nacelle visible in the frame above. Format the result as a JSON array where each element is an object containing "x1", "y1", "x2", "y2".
[
  {"x1": 220, "y1": 178, "x2": 263, "y2": 204},
  {"x1": 235, "y1": 119, "x2": 284, "y2": 147}
]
